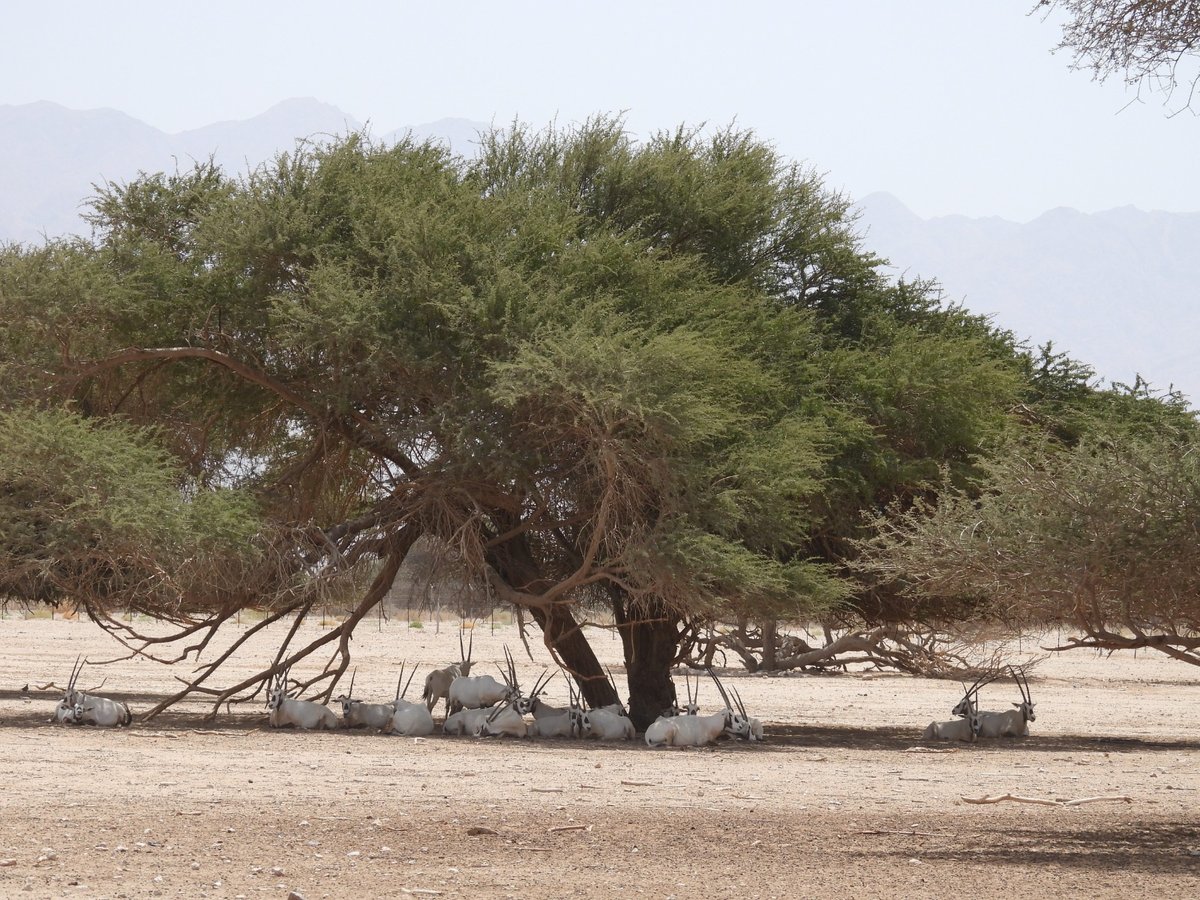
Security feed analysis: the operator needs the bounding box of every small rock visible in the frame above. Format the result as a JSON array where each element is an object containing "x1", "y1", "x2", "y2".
[
  {"x1": 287, "y1": 892, "x2": 307, "y2": 900},
  {"x1": 270, "y1": 866, "x2": 284, "y2": 876},
  {"x1": 347, "y1": 851, "x2": 360, "y2": 858},
  {"x1": 0, "y1": 860, "x2": 16, "y2": 867}
]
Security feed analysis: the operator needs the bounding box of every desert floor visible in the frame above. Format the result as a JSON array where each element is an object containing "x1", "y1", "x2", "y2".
[{"x1": 1, "y1": 615, "x2": 1198, "y2": 899}]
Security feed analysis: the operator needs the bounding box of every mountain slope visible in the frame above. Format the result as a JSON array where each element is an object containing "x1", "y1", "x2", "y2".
[{"x1": 857, "y1": 192, "x2": 1200, "y2": 404}]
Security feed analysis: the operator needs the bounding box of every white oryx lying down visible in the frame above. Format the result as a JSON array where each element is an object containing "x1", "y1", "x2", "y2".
[
  {"x1": 923, "y1": 674, "x2": 989, "y2": 742},
  {"x1": 527, "y1": 677, "x2": 585, "y2": 739},
  {"x1": 442, "y1": 705, "x2": 496, "y2": 736},
  {"x1": 388, "y1": 662, "x2": 436, "y2": 736},
  {"x1": 421, "y1": 630, "x2": 474, "y2": 715},
  {"x1": 266, "y1": 668, "x2": 338, "y2": 730},
  {"x1": 972, "y1": 666, "x2": 1037, "y2": 738},
  {"x1": 645, "y1": 670, "x2": 752, "y2": 747},
  {"x1": 336, "y1": 668, "x2": 396, "y2": 730},
  {"x1": 54, "y1": 655, "x2": 132, "y2": 727}
]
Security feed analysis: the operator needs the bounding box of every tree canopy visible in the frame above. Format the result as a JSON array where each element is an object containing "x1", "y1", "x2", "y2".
[{"x1": 1, "y1": 117, "x2": 1192, "y2": 720}]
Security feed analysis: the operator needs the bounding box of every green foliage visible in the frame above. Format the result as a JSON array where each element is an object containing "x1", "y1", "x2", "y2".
[{"x1": 0, "y1": 408, "x2": 262, "y2": 609}]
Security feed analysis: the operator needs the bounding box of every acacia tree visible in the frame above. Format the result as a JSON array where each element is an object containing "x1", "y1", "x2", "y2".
[
  {"x1": 0, "y1": 120, "x2": 1025, "y2": 724},
  {"x1": 1038, "y1": 0, "x2": 1200, "y2": 110}
]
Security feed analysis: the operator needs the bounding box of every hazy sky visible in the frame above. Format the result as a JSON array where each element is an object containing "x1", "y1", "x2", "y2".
[{"x1": 3, "y1": 1, "x2": 1198, "y2": 221}]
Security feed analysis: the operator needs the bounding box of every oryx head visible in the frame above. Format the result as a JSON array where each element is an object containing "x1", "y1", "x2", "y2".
[
  {"x1": 1009, "y1": 665, "x2": 1036, "y2": 723},
  {"x1": 335, "y1": 668, "x2": 359, "y2": 719},
  {"x1": 951, "y1": 672, "x2": 996, "y2": 718},
  {"x1": 567, "y1": 680, "x2": 585, "y2": 737},
  {"x1": 266, "y1": 668, "x2": 290, "y2": 712},
  {"x1": 708, "y1": 669, "x2": 751, "y2": 739},
  {"x1": 683, "y1": 671, "x2": 701, "y2": 716},
  {"x1": 63, "y1": 654, "x2": 86, "y2": 706},
  {"x1": 517, "y1": 668, "x2": 555, "y2": 716}
]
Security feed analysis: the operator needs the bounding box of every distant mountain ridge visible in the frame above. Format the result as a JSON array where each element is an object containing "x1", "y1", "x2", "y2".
[
  {"x1": 856, "y1": 192, "x2": 1200, "y2": 405},
  {"x1": 0, "y1": 100, "x2": 1195, "y2": 404},
  {"x1": 0, "y1": 98, "x2": 488, "y2": 243}
]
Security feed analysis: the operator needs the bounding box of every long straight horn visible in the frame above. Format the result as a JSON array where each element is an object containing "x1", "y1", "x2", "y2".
[
  {"x1": 347, "y1": 668, "x2": 356, "y2": 699},
  {"x1": 684, "y1": 672, "x2": 694, "y2": 707},
  {"x1": 503, "y1": 646, "x2": 519, "y2": 692},
  {"x1": 707, "y1": 668, "x2": 733, "y2": 710},
  {"x1": 730, "y1": 686, "x2": 748, "y2": 718},
  {"x1": 68, "y1": 654, "x2": 84, "y2": 691},
  {"x1": 466, "y1": 629, "x2": 474, "y2": 665},
  {"x1": 402, "y1": 664, "x2": 419, "y2": 700},
  {"x1": 1010, "y1": 665, "x2": 1030, "y2": 704},
  {"x1": 395, "y1": 667, "x2": 404, "y2": 702}
]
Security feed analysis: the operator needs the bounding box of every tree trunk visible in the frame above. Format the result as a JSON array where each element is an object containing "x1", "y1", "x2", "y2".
[
  {"x1": 762, "y1": 618, "x2": 778, "y2": 671},
  {"x1": 486, "y1": 534, "x2": 617, "y2": 710},
  {"x1": 614, "y1": 595, "x2": 681, "y2": 731},
  {"x1": 527, "y1": 602, "x2": 617, "y2": 709}
]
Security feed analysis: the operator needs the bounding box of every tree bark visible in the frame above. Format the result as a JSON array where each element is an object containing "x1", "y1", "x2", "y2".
[
  {"x1": 762, "y1": 618, "x2": 778, "y2": 671},
  {"x1": 486, "y1": 534, "x2": 617, "y2": 710},
  {"x1": 614, "y1": 594, "x2": 681, "y2": 731}
]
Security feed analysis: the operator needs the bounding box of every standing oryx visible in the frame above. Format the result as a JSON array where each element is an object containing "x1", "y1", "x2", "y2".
[
  {"x1": 973, "y1": 666, "x2": 1037, "y2": 738},
  {"x1": 923, "y1": 675, "x2": 989, "y2": 742},
  {"x1": 266, "y1": 668, "x2": 339, "y2": 730},
  {"x1": 421, "y1": 631, "x2": 474, "y2": 715},
  {"x1": 55, "y1": 655, "x2": 132, "y2": 727}
]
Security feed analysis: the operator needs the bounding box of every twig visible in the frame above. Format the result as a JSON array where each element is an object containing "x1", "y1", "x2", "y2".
[
  {"x1": 854, "y1": 829, "x2": 937, "y2": 836},
  {"x1": 961, "y1": 793, "x2": 1132, "y2": 807},
  {"x1": 548, "y1": 825, "x2": 590, "y2": 833},
  {"x1": 1062, "y1": 795, "x2": 1134, "y2": 807},
  {"x1": 530, "y1": 788, "x2": 564, "y2": 794},
  {"x1": 962, "y1": 794, "x2": 1061, "y2": 806},
  {"x1": 904, "y1": 746, "x2": 959, "y2": 754},
  {"x1": 620, "y1": 780, "x2": 657, "y2": 787}
]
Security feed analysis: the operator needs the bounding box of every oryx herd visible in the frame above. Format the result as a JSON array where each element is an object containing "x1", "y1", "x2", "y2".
[{"x1": 46, "y1": 635, "x2": 1039, "y2": 746}]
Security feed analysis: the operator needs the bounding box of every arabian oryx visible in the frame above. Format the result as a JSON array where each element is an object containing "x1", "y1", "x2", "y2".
[
  {"x1": 442, "y1": 705, "x2": 499, "y2": 736},
  {"x1": 56, "y1": 655, "x2": 132, "y2": 727},
  {"x1": 335, "y1": 669, "x2": 397, "y2": 730},
  {"x1": 518, "y1": 669, "x2": 561, "y2": 719},
  {"x1": 422, "y1": 631, "x2": 474, "y2": 715},
  {"x1": 266, "y1": 668, "x2": 339, "y2": 730},
  {"x1": 973, "y1": 666, "x2": 1037, "y2": 738},
  {"x1": 645, "y1": 670, "x2": 751, "y2": 747},
  {"x1": 477, "y1": 649, "x2": 530, "y2": 737},
  {"x1": 447, "y1": 645, "x2": 518, "y2": 713},
  {"x1": 923, "y1": 674, "x2": 990, "y2": 742},
  {"x1": 528, "y1": 678, "x2": 586, "y2": 739},
  {"x1": 388, "y1": 663, "x2": 437, "y2": 736}
]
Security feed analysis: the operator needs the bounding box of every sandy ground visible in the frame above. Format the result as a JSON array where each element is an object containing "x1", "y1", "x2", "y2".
[{"x1": 1, "y1": 614, "x2": 1199, "y2": 899}]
